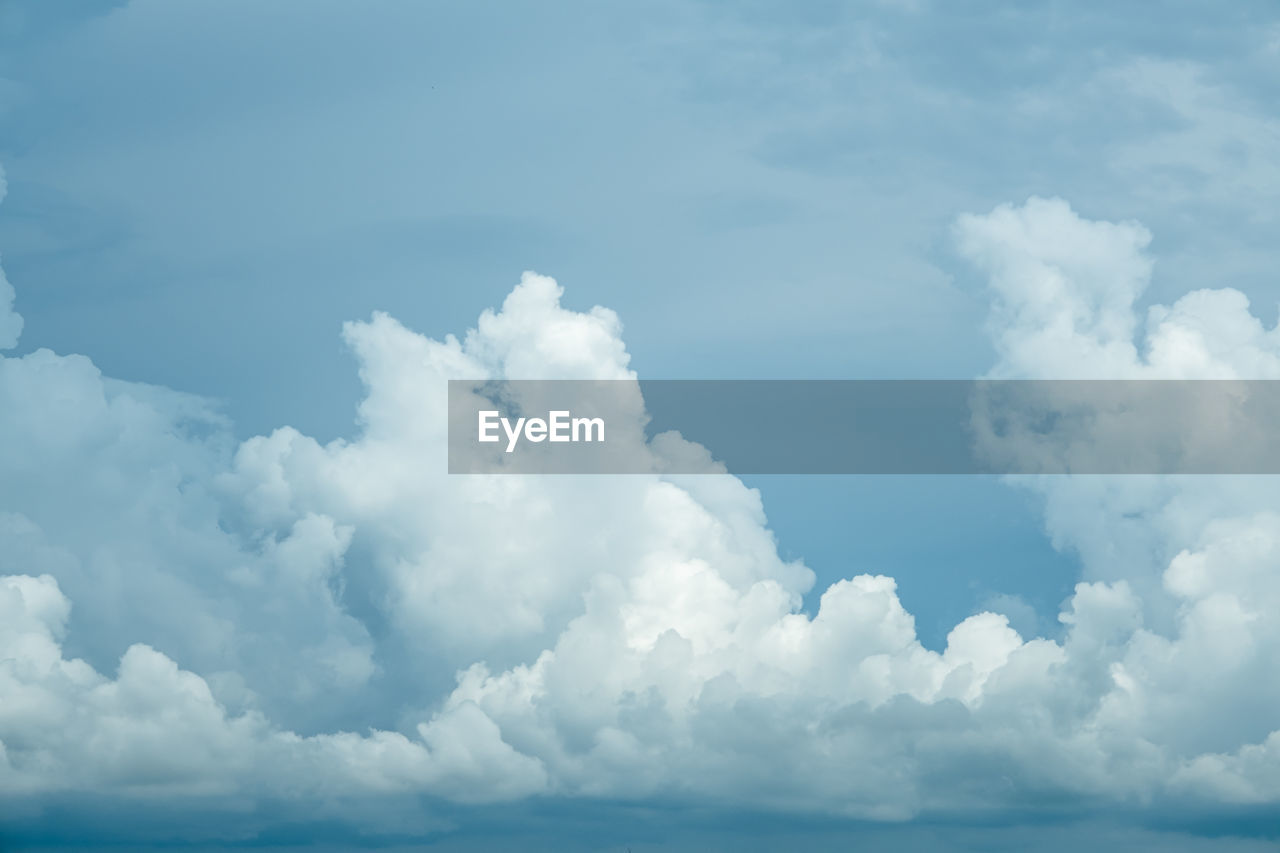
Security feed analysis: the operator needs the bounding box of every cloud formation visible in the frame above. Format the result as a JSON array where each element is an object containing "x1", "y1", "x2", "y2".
[{"x1": 2, "y1": 198, "x2": 1280, "y2": 839}]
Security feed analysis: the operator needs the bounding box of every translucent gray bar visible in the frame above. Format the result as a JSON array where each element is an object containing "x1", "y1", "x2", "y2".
[{"x1": 447, "y1": 380, "x2": 1280, "y2": 474}]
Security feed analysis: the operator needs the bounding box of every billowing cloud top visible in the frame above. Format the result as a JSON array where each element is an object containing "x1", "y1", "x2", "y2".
[{"x1": 2, "y1": 197, "x2": 1280, "y2": 840}]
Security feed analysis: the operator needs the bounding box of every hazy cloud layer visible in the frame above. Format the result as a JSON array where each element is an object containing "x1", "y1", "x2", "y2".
[{"x1": 0, "y1": 170, "x2": 22, "y2": 349}]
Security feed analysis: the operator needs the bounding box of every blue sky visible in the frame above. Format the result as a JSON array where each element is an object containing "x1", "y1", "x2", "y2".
[{"x1": 2, "y1": 1, "x2": 1280, "y2": 849}]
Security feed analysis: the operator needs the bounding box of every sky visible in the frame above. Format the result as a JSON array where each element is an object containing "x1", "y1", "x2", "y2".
[{"x1": 1, "y1": 0, "x2": 1280, "y2": 849}]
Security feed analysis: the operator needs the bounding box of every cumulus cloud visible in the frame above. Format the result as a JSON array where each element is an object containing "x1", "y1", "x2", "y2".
[
  {"x1": 2, "y1": 197, "x2": 1280, "y2": 837},
  {"x1": 956, "y1": 196, "x2": 1280, "y2": 796},
  {"x1": 957, "y1": 196, "x2": 1280, "y2": 602},
  {"x1": 956, "y1": 196, "x2": 1280, "y2": 381}
]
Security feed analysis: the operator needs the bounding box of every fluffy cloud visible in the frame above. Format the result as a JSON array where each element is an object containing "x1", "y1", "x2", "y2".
[
  {"x1": 956, "y1": 196, "x2": 1280, "y2": 381},
  {"x1": 2, "y1": 199, "x2": 1280, "y2": 838},
  {"x1": 956, "y1": 196, "x2": 1280, "y2": 799}
]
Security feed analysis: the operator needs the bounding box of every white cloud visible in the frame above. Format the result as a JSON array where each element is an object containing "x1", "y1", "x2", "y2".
[
  {"x1": 2, "y1": 198, "x2": 1280, "y2": 834},
  {"x1": 954, "y1": 196, "x2": 1153, "y2": 378}
]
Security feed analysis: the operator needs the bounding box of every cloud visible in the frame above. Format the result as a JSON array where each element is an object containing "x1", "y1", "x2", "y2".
[
  {"x1": 2, "y1": 199, "x2": 1280, "y2": 842},
  {"x1": 956, "y1": 196, "x2": 1280, "y2": 774},
  {"x1": 957, "y1": 195, "x2": 1280, "y2": 382},
  {"x1": 954, "y1": 196, "x2": 1153, "y2": 378},
  {"x1": 0, "y1": 572, "x2": 543, "y2": 809}
]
